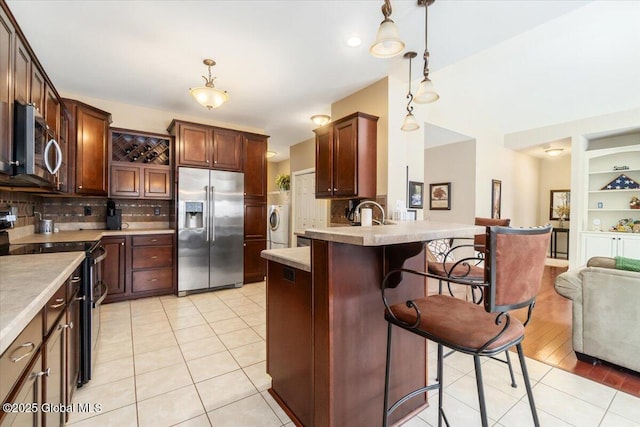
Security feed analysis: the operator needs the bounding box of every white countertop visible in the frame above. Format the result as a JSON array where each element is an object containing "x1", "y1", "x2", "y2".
[
  {"x1": 261, "y1": 247, "x2": 311, "y2": 272},
  {"x1": 12, "y1": 228, "x2": 174, "y2": 244},
  {"x1": 303, "y1": 220, "x2": 483, "y2": 246},
  {"x1": 0, "y1": 252, "x2": 86, "y2": 354}
]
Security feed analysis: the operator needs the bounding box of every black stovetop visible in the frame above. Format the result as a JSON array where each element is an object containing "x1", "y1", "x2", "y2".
[{"x1": 0, "y1": 231, "x2": 98, "y2": 256}]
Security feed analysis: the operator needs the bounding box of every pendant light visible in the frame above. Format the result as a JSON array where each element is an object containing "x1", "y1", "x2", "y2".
[
  {"x1": 401, "y1": 51, "x2": 419, "y2": 132},
  {"x1": 370, "y1": 0, "x2": 405, "y2": 58},
  {"x1": 414, "y1": 0, "x2": 439, "y2": 104},
  {"x1": 190, "y1": 59, "x2": 229, "y2": 110}
]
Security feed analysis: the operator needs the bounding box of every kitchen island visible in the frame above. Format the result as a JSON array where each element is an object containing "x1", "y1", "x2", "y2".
[{"x1": 262, "y1": 221, "x2": 481, "y2": 427}]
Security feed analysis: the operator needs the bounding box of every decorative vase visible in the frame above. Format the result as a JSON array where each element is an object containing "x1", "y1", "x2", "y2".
[{"x1": 558, "y1": 217, "x2": 564, "y2": 228}]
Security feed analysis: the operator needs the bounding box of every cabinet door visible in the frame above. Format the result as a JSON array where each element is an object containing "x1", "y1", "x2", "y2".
[
  {"x1": 618, "y1": 235, "x2": 640, "y2": 259},
  {"x1": 212, "y1": 128, "x2": 243, "y2": 171},
  {"x1": 582, "y1": 234, "x2": 615, "y2": 262},
  {"x1": 0, "y1": 7, "x2": 14, "y2": 175},
  {"x1": 65, "y1": 288, "x2": 80, "y2": 412},
  {"x1": 56, "y1": 111, "x2": 69, "y2": 193},
  {"x1": 244, "y1": 240, "x2": 266, "y2": 283},
  {"x1": 44, "y1": 85, "x2": 60, "y2": 141},
  {"x1": 13, "y1": 37, "x2": 30, "y2": 105},
  {"x1": 102, "y1": 237, "x2": 126, "y2": 299},
  {"x1": 30, "y1": 65, "x2": 45, "y2": 114},
  {"x1": 333, "y1": 118, "x2": 357, "y2": 197},
  {"x1": 245, "y1": 202, "x2": 267, "y2": 239},
  {"x1": 0, "y1": 352, "x2": 42, "y2": 427},
  {"x1": 43, "y1": 317, "x2": 65, "y2": 427},
  {"x1": 177, "y1": 123, "x2": 211, "y2": 167},
  {"x1": 143, "y1": 166, "x2": 171, "y2": 199},
  {"x1": 243, "y1": 135, "x2": 267, "y2": 199},
  {"x1": 110, "y1": 164, "x2": 141, "y2": 198},
  {"x1": 75, "y1": 106, "x2": 108, "y2": 195},
  {"x1": 315, "y1": 126, "x2": 333, "y2": 198}
]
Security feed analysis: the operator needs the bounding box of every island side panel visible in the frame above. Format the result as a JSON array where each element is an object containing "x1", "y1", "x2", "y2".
[{"x1": 312, "y1": 240, "x2": 428, "y2": 427}]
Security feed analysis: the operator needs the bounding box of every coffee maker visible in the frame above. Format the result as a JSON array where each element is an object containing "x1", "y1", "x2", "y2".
[{"x1": 106, "y1": 199, "x2": 122, "y2": 230}]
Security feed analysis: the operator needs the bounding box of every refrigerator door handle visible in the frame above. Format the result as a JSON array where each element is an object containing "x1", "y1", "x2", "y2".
[
  {"x1": 204, "y1": 185, "x2": 210, "y2": 242},
  {"x1": 210, "y1": 186, "x2": 216, "y2": 242}
]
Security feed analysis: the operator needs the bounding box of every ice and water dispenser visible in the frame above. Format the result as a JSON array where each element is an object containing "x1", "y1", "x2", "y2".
[{"x1": 183, "y1": 201, "x2": 204, "y2": 229}]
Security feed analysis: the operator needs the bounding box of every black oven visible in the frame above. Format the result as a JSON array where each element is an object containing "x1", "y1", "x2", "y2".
[{"x1": 0, "y1": 233, "x2": 107, "y2": 386}]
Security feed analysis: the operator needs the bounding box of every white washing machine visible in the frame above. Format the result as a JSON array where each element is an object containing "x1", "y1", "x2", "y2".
[{"x1": 268, "y1": 205, "x2": 289, "y2": 249}]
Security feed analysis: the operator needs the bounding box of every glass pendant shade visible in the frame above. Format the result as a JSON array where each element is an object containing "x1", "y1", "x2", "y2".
[
  {"x1": 414, "y1": 77, "x2": 439, "y2": 104},
  {"x1": 370, "y1": 19, "x2": 405, "y2": 58},
  {"x1": 401, "y1": 112, "x2": 419, "y2": 131},
  {"x1": 190, "y1": 85, "x2": 229, "y2": 110}
]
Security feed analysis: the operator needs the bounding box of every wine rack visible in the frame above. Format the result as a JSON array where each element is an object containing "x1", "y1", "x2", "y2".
[{"x1": 111, "y1": 129, "x2": 170, "y2": 165}]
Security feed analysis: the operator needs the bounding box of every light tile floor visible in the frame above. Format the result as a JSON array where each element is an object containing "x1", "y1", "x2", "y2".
[{"x1": 68, "y1": 281, "x2": 640, "y2": 427}]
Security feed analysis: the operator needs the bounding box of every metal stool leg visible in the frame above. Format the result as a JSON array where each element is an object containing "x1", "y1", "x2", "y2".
[
  {"x1": 383, "y1": 323, "x2": 393, "y2": 427},
  {"x1": 516, "y1": 343, "x2": 540, "y2": 427},
  {"x1": 505, "y1": 349, "x2": 517, "y2": 388},
  {"x1": 473, "y1": 356, "x2": 489, "y2": 427}
]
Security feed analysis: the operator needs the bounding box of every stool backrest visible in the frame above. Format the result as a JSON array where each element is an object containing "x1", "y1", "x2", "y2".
[
  {"x1": 474, "y1": 217, "x2": 511, "y2": 250},
  {"x1": 484, "y1": 225, "x2": 551, "y2": 313}
]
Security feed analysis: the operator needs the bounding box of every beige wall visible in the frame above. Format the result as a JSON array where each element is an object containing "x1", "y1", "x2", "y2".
[
  {"x1": 424, "y1": 140, "x2": 476, "y2": 224},
  {"x1": 61, "y1": 92, "x2": 265, "y2": 136},
  {"x1": 289, "y1": 137, "x2": 315, "y2": 173},
  {"x1": 538, "y1": 155, "x2": 571, "y2": 227},
  {"x1": 267, "y1": 159, "x2": 291, "y2": 193},
  {"x1": 332, "y1": 78, "x2": 389, "y2": 195}
]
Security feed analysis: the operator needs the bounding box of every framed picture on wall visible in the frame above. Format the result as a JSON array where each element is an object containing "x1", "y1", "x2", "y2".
[
  {"x1": 429, "y1": 182, "x2": 451, "y2": 210},
  {"x1": 408, "y1": 181, "x2": 425, "y2": 209},
  {"x1": 491, "y1": 179, "x2": 502, "y2": 219},
  {"x1": 550, "y1": 189, "x2": 570, "y2": 220}
]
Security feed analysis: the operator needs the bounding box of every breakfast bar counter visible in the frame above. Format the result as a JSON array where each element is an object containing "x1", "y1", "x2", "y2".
[{"x1": 263, "y1": 221, "x2": 481, "y2": 427}]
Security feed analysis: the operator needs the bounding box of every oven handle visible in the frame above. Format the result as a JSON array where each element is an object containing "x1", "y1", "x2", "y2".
[
  {"x1": 92, "y1": 246, "x2": 107, "y2": 265},
  {"x1": 94, "y1": 282, "x2": 108, "y2": 307}
]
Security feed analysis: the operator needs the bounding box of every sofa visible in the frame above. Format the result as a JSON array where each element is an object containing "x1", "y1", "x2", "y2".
[{"x1": 554, "y1": 257, "x2": 640, "y2": 373}]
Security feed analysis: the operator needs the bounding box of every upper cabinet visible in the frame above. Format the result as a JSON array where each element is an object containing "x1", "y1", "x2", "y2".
[
  {"x1": 243, "y1": 134, "x2": 267, "y2": 199},
  {"x1": 314, "y1": 112, "x2": 378, "y2": 199},
  {"x1": 0, "y1": 4, "x2": 15, "y2": 175},
  {"x1": 109, "y1": 128, "x2": 172, "y2": 200},
  {"x1": 168, "y1": 120, "x2": 243, "y2": 171},
  {"x1": 64, "y1": 98, "x2": 112, "y2": 196}
]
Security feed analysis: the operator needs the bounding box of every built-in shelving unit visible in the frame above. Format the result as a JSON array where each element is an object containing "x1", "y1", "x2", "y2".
[{"x1": 111, "y1": 131, "x2": 170, "y2": 165}]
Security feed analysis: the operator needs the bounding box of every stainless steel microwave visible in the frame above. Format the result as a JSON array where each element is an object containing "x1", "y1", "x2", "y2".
[{"x1": 12, "y1": 102, "x2": 62, "y2": 187}]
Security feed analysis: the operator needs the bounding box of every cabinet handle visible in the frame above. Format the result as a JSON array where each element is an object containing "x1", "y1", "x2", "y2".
[
  {"x1": 9, "y1": 160, "x2": 20, "y2": 166},
  {"x1": 75, "y1": 296, "x2": 86, "y2": 301},
  {"x1": 121, "y1": 242, "x2": 125, "y2": 246},
  {"x1": 206, "y1": 160, "x2": 210, "y2": 163},
  {"x1": 10, "y1": 342, "x2": 35, "y2": 363},
  {"x1": 35, "y1": 368, "x2": 51, "y2": 378},
  {"x1": 151, "y1": 256, "x2": 158, "y2": 259},
  {"x1": 50, "y1": 298, "x2": 65, "y2": 309},
  {"x1": 148, "y1": 278, "x2": 158, "y2": 282},
  {"x1": 327, "y1": 188, "x2": 331, "y2": 191},
  {"x1": 214, "y1": 160, "x2": 218, "y2": 164},
  {"x1": 78, "y1": 185, "x2": 83, "y2": 189},
  {"x1": 333, "y1": 188, "x2": 337, "y2": 191},
  {"x1": 71, "y1": 276, "x2": 82, "y2": 283},
  {"x1": 60, "y1": 322, "x2": 73, "y2": 330},
  {"x1": 150, "y1": 239, "x2": 158, "y2": 242}
]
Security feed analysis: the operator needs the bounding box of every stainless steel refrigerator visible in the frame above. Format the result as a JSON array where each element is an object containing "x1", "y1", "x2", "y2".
[{"x1": 177, "y1": 167, "x2": 244, "y2": 295}]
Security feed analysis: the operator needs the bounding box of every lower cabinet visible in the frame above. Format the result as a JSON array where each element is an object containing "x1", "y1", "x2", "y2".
[
  {"x1": 581, "y1": 232, "x2": 640, "y2": 264},
  {"x1": 266, "y1": 261, "x2": 312, "y2": 427},
  {"x1": 244, "y1": 240, "x2": 267, "y2": 283},
  {"x1": 0, "y1": 352, "x2": 43, "y2": 427},
  {"x1": 103, "y1": 233, "x2": 175, "y2": 303},
  {"x1": 110, "y1": 163, "x2": 172, "y2": 200}
]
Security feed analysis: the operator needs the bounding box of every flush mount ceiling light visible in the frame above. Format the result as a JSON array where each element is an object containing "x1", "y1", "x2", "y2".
[
  {"x1": 346, "y1": 35, "x2": 362, "y2": 48},
  {"x1": 266, "y1": 151, "x2": 276, "y2": 158},
  {"x1": 311, "y1": 114, "x2": 331, "y2": 126},
  {"x1": 190, "y1": 59, "x2": 229, "y2": 110},
  {"x1": 545, "y1": 147, "x2": 564, "y2": 156},
  {"x1": 370, "y1": 0, "x2": 405, "y2": 58},
  {"x1": 414, "y1": 0, "x2": 439, "y2": 104},
  {"x1": 401, "y1": 51, "x2": 419, "y2": 132}
]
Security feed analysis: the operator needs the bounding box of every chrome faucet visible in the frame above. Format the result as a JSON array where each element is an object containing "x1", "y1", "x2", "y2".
[{"x1": 353, "y1": 200, "x2": 385, "y2": 225}]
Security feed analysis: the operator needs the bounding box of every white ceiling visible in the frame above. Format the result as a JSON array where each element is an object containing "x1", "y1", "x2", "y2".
[{"x1": 7, "y1": 0, "x2": 591, "y2": 161}]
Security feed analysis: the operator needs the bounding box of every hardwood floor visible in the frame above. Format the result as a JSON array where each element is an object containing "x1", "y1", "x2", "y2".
[{"x1": 514, "y1": 265, "x2": 640, "y2": 397}]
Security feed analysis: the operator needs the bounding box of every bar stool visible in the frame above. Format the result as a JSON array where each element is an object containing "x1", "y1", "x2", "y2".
[
  {"x1": 426, "y1": 218, "x2": 516, "y2": 387},
  {"x1": 382, "y1": 225, "x2": 551, "y2": 427}
]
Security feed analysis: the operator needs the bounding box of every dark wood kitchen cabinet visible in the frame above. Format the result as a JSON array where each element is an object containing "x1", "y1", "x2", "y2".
[
  {"x1": 243, "y1": 134, "x2": 268, "y2": 199},
  {"x1": 64, "y1": 98, "x2": 111, "y2": 196},
  {"x1": 30, "y1": 63, "x2": 45, "y2": 114},
  {"x1": 314, "y1": 112, "x2": 378, "y2": 199},
  {"x1": 244, "y1": 201, "x2": 266, "y2": 283},
  {"x1": 0, "y1": 4, "x2": 15, "y2": 175},
  {"x1": 168, "y1": 120, "x2": 243, "y2": 171},
  {"x1": 13, "y1": 37, "x2": 29, "y2": 105},
  {"x1": 103, "y1": 233, "x2": 175, "y2": 303},
  {"x1": 102, "y1": 236, "x2": 127, "y2": 299}
]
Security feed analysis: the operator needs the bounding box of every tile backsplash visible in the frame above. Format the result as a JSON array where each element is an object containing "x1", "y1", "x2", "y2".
[
  {"x1": 330, "y1": 196, "x2": 387, "y2": 225},
  {"x1": 0, "y1": 190, "x2": 170, "y2": 230}
]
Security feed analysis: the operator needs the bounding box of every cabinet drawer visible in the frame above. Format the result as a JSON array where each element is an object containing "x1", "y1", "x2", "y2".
[
  {"x1": 131, "y1": 268, "x2": 173, "y2": 293},
  {"x1": 0, "y1": 311, "x2": 43, "y2": 403},
  {"x1": 132, "y1": 234, "x2": 173, "y2": 247},
  {"x1": 44, "y1": 285, "x2": 66, "y2": 336},
  {"x1": 67, "y1": 270, "x2": 82, "y2": 299},
  {"x1": 131, "y1": 246, "x2": 173, "y2": 269}
]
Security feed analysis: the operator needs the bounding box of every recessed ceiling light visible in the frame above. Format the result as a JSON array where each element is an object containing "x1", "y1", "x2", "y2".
[
  {"x1": 346, "y1": 36, "x2": 362, "y2": 48},
  {"x1": 544, "y1": 148, "x2": 564, "y2": 157},
  {"x1": 266, "y1": 151, "x2": 276, "y2": 158}
]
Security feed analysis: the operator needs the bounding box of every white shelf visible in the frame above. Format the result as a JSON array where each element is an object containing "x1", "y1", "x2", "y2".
[
  {"x1": 589, "y1": 168, "x2": 640, "y2": 175},
  {"x1": 588, "y1": 209, "x2": 640, "y2": 212},
  {"x1": 588, "y1": 189, "x2": 639, "y2": 194}
]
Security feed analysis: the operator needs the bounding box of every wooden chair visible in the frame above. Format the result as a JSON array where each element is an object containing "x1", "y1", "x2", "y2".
[{"x1": 382, "y1": 225, "x2": 551, "y2": 427}]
